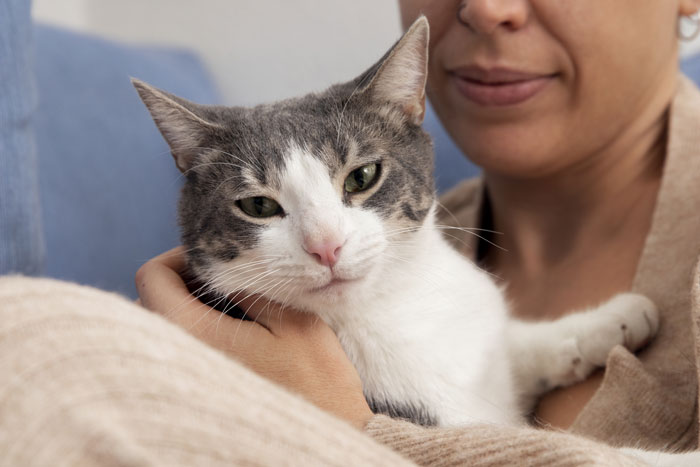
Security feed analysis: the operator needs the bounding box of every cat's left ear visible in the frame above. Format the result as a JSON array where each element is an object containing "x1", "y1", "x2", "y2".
[
  {"x1": 132, "y1": 78, "x2": 223, "y2": 173},
  {"x1": 365, "y1": 16, "x2": 429, "y2": 125}
]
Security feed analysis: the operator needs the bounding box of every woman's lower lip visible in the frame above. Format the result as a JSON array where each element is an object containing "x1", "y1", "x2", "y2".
[{"x1": 451, "y1": 74, "x2": 554, "y2": 107}]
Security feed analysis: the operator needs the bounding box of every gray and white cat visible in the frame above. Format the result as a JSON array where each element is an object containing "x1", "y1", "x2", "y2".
[{"x1": 134, "y1": 16, "x2": 699, "y2": 465}]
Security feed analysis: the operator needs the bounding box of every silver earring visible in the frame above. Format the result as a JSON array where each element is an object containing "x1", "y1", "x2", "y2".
[{"x1": 679, "y1": 11, "x2": 700, "y2": 41}]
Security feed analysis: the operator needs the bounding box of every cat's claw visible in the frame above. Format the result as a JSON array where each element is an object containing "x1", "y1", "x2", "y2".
[{"x1": 575, "y1": 293, "x2": 659, "y2": 367}]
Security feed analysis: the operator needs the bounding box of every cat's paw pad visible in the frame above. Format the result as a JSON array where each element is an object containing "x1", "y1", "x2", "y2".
[
  {"x1": 576, "y1": 293, "x2": 659, "y2": 366},
  {"x1": 549, "y1": 337, "x2": 599, "y2": 388}
]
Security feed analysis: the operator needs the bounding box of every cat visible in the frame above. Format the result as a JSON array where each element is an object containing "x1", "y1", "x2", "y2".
[{"x1": 133, "y1": 16, "x2": 700, "y2": 466}]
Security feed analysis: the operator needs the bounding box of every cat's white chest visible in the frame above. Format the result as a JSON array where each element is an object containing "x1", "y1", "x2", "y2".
[{"x1": 323, "y1": 233, "x2": 520, "y2": 426}]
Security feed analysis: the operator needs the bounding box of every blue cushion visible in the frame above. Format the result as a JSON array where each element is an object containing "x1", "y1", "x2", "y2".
[
  {"x1": 0, "y1": 0, "x2": 45, "y2": 275},
  {"x1": 34, "y1": 25, "x2": 221, "y2": 297}
]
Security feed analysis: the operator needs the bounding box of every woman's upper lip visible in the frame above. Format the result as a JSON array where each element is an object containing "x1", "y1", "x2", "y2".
[{"x1": 450, "y1": 66, "x2": 553, "y2": 84}]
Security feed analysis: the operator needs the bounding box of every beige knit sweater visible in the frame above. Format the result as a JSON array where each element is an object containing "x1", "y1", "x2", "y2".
[{"x1": 1, "y1": 77, "x2": 698, "y2": 466}]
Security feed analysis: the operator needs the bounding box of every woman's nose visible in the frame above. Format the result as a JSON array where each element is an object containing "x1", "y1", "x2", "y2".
[{"x1": 457, "y1": 0, "x2": 530, "y2": 35}]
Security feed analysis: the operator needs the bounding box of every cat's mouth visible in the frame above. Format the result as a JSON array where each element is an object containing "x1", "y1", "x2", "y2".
[{"x1": 309, "y1": 277, "x2": 361, "y2": 293}]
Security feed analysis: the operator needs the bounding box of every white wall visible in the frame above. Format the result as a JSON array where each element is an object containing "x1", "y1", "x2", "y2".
[{"x1": 32, "y1": 0, "x2": 402, "y2": 106}]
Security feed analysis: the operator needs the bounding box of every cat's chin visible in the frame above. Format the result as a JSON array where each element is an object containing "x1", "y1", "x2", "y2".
[
  {"x1": 309, "y1": 277, "x2": 362, "y2": 294},
  {"x1": 299, "y1": 276, "x2": 367, "y2": 308}
]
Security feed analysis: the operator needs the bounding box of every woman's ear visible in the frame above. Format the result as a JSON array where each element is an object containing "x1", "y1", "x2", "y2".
[{"x1": 679, "y1": 0, "x2": 700, "y2": 17}]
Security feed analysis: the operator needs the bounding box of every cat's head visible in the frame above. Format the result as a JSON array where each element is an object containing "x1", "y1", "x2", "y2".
[{"x1": 133, "y1": 17, "x2": 435, "y2": 312}]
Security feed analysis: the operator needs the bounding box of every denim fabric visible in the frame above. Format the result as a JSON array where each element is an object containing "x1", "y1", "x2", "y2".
[{"x1": 0, "y1": 0, "x2": 45, "y2": 275}]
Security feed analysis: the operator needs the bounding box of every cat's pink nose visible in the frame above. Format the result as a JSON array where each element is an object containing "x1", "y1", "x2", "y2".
[{"x1": 304, "y1": 240, "x2": 343, "y2": 268}]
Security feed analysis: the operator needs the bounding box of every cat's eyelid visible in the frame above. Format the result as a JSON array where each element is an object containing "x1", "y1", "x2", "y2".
[
  {"x1": 347, "y1": 156, "x2": 383, "y2": 169},
  {"x1": 234, "y1": 189, "x2": 278, "y2": 201}
]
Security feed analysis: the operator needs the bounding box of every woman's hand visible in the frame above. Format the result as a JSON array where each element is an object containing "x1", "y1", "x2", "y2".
[{"x1": 135, "y1": 247, "x2": 374, "y2": 429}]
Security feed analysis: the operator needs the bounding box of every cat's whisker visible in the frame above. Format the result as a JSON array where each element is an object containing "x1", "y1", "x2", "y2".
[
  {"x1": 195, "y1": 260, "x2": 276, "y2": 295},
  {"x1": 227, "y1": 278, "x2": 288, "y2": 344},
  {"x1": 382, "y1": 223, "x2": 508, "y2": 254},
  {"x1": 219, "y1": 267, "x2": 284, "y2": 305},
  {"x1": 216, "y1": 275, "x2": 289, "y2": 336},
  {"x1": 234, "y1": 285, "x2": 279, "y2": 332},
  {"x1": 382, "y1": 225, "x2": 428, "y2": 237},
  {"x1": 188, "y1": 146, "x2": 258, "y2": 172},
  {"x1": 259, "y1": 277, "x2": 297, "y2": 335},
  {"x1": 433, "y1": 224, "x2": 505, "y2": 235},
  {"x1": 428, "y1": 231, "x2": 474, "y2": 252},
  {"x1": 445, "y1": 230, "x2": 506, "y2": 253},
  {"x1": 433, "y1": 224, "x2": 507, "y2": 251},
  {"x1": 382, "y1": 224, "x2": 504, "y2": 237},
  {"x1": 167, "y1": 270, "x2": 264, "y2": 325},
  {"x1": 235, "y1": 277, "x2": 299, "y2": 343},
  {"x1": 197, "y1": 268, "x2": 282, "y2": 335},
  {"x1": 434, "y1": 200, "x2": 463, "y2": 231},
  {"x1": 201, "y1": 261, "x2": 276, "y2": 299},
  {"x1": 212, "y1": 268, "x2": 281, "y2": 304},
  {"x1": 162, "y1": 260, "x2": 278, "y2": 320}
]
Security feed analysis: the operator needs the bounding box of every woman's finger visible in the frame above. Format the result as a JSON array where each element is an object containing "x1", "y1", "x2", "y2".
[
  {"x1": 136, "y1": 247, "x2": 198, "y2": 319},
  {"x1": 136, "y1": 247, "x2": 270, "y2": 346}
]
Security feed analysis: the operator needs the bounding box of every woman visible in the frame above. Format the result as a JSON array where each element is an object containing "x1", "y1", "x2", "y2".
[{"x1": 2, "y1": 0, "x2": 699, "y2": 465}]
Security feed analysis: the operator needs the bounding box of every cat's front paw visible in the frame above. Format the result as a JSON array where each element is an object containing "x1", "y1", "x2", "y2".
[{"x1": 576, "y1": 293, "x2": 659, "y2": 366}]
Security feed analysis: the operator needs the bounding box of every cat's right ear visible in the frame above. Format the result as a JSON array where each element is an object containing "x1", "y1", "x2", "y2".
[
  {"x1": 131, "y1": 78, "x2": 223, "y2": 173},
  {"x1": 361, "y1": 16, "x2": 429, "y2": 126}
]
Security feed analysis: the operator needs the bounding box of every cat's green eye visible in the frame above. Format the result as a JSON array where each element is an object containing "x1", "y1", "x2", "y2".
[
  {"x1": 237, "y1": 197, "x2": 283, "y2": 218},
  {"x1": 344, "y1": 163, "x2": 379, "y2": 193}
]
